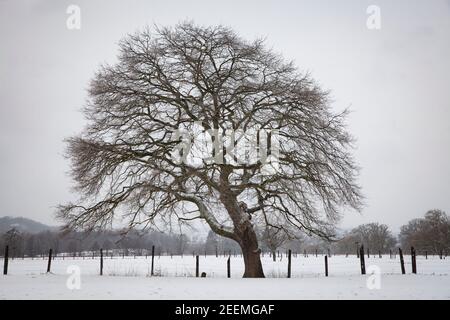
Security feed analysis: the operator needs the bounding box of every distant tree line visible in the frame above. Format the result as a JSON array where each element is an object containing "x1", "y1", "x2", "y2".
[
  {"x1": 1, "y1": 209, "x2": 449, "y2": 258},
  {"x1": 398, "y1": 209, "x2": 450, "y2": 255},
  {"x1": 0, "y1": 228, "x2": 215, "y2": 258},
  {"x1": 260, "y1": 209, "x2": 450, "y2": 257}
]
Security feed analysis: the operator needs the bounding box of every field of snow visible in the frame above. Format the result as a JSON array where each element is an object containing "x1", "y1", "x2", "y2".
[{"x1": 1, "y1": 254, "x2": 449, "y2": 299}]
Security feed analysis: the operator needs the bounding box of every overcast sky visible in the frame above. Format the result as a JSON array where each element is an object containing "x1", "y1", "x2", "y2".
[{"x1": 0, "y1": 0, "x2": 449, "y2": 233}]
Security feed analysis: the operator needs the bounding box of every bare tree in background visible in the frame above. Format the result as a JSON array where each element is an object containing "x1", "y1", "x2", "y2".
[
  {"x1": 2, "y1": 228, "x2": 23, "y2": 258},
  {"x1": 261, "y1": 226, "x2": 288, "y2": 261},
  {"x1": 347, "y1": 223, "x2": 396, "y2": 253},
  {"x1": 204, "y1": 230, "x2": 219, "y2": 255},
  {"x1": 400, "y1": 209, "x2": 450, "y2": 254},
  {"x1": 176, "y1": 234, "x2": 189, "y2": 255},
  {"x1": 57, "y1": 22, "x2": 362, "y2": 277}
]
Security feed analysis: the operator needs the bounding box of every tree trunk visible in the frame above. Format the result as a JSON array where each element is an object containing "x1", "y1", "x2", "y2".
[
  {"x1": 219, "y1": 187, "x2": 264, "y2": 278},
  {"x1": 272, "y1": 250, "x2": 276, "y2": 262},
  {"x1": 239, "y1": 225, "x2": 265, "y2": 278}
]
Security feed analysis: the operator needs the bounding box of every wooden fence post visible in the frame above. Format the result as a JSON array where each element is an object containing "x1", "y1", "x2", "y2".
[
  {"x1": 287, "y1": 249, "x2": 292, "y2": 278},
  {"x1": 3, "y1": 246, "x2": 8, "y2": 275},
  {"x1": 359, "y1": 245, "x2": 366, "y2": 275},
  {"x1": 411, "y1": 247, "x2": 417, "y2": 274},
  {"x1": 100, "y1": 249, "x2": 104, "y2": 275},
  {"x1": 399, "y1": 248, "x2": 405, "y2": 274},
  {"x1": 196, "y1": 255, "x2": 199, "y2": 277},
  {"x1": 47, "y1": 249, "x2": 53, "y2": 273},
  {"x1": 324, "y1": 255, "x2": 328, "y2": 277},
  {"x1": 151, "y1": 245, "x2": 155, "y2": 276},
  {"x1": 227, "y1": 257, "x2": 231, "y2": 278}
]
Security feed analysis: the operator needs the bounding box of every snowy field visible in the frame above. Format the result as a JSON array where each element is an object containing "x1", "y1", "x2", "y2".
[{"x1": 1, "y1": 254, "x2": 449, "y2": 299}]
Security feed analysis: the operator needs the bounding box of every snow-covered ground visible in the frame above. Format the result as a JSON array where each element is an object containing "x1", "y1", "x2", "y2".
[{"x1": 1, "y1": 255, "x2": 449, "y2": 299}]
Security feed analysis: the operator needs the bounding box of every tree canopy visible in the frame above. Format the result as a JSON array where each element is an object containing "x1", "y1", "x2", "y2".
[{"x1": 57, "y1": 22, "x2": 362, "y2": 276}]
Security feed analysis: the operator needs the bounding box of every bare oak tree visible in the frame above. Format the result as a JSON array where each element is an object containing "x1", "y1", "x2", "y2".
[
  {"x1": 400, "y1": 209, "x2": 450, "y2": 254},
  {"x1": 57, "y1": 22, "x2": 362, "y2": 277},
  {"x1": 261, "y1": 226, "x2": 288, "y2": 261},
  {"x1": 348, "y1": 223, "x2": 396, "y2": 253}
]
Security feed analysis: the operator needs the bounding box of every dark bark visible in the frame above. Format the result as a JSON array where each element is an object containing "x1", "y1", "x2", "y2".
[
  {"x1": 217, "y1": 176, "x2": 265, "y2": 278},
  {"x1": 240, "y1": 230, "x2": 265, "y2": 278}
]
